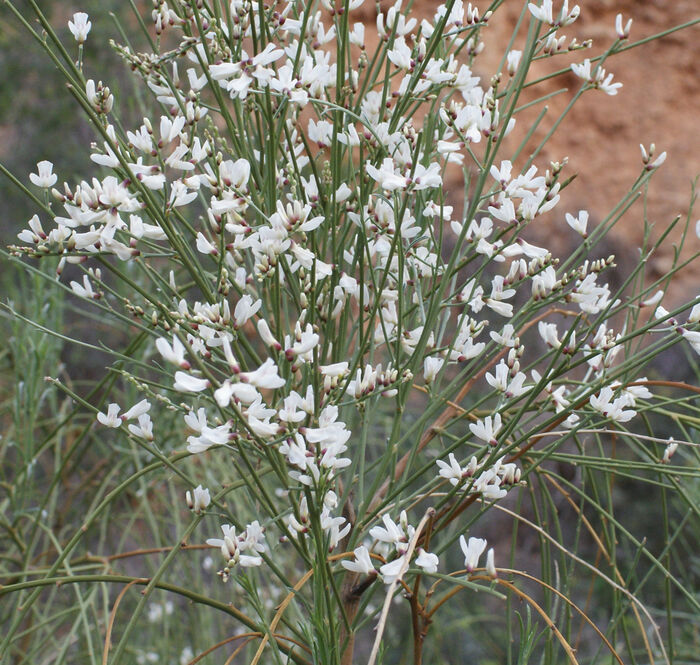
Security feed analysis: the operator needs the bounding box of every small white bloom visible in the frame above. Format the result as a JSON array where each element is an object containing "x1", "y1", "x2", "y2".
[
  {"x1": 661, "y1": 440, "x2": 678, "y2": 464},
  {"x1": 97, "y1": 403, "x2": 122, "y2": 428},
  {"x1": 415, "y1": 548, "x2": 439, "y2": 574},
  {"x1": 68, "y1": 12, "x2": 92, "y2": 44},
  {"x1": 370, "y1": 514, "x2": 406, "y2": 547},
  {"x1": 341, "y1": 546, "x2": 376, "y2": 575},
  {"x1": 257, "y1": 319, "x2": 281, "y2": 350},
  {"x1": 234, "y1": 295, "x2": 262, "y2": 328},
  {"x1": 379, "y1": 556, "x2": 406, "y2": 585},
  {"x1": 589, "y1": 386, "x2": 636, "y2": 423},
  {"x1": 320, "y1": 362, "x2": 349, "y2": 378},
  {"x1": 528, "y1": 0, "x2": 579, "y2": 26},
  {"x1": 615, "y1": 13, "x2": 632, "y2": 39},
  {"x1": 128, "y1": 413, "x2": 154, "y2": 440},
  {"x1": 571, "y1": 59, "x2": 622, "y2": 96},
  {"x1": 459, "y1": 535, "x2": 487, "y2": 572},
  {"x1": 186, "y1": 485, "x2": 211, "y2": 514},
  {"x1": 681, "y1": 329, "x2": 700, "y2": 355},
  {"x1": 469, "y1": 413, "x2": 502, "y2": 446},
  {"x1": 688, "y1": 301, "x2": 700, "y2": 323},
  {"x1": 565, "y1": 210, "x2": 588, "y2": 237},
  {"x1": 436, "y1": 453, "x2": 477, "y2": 486},
  {"x1": 506, "y1": 50, "x2": 522, "y2": 76},
  {"x1": 641, "y1": 290, "x2": 664, "y2": 307},
  {"x1": 122, "y1": 399, "x2": 151, "y2": 421},
  {"x1": 349, "y1": 22, "x2": 365, "y2": 47},
  {"x1": 70, "y1": 275, "x2": 98, "y2": 299},
  {"x1": 655, "y1": 305, "x2": 670, "y2": 321},
  {"x1": 29, "y1": 161, "x2": 57, "y2": 188},
  {"x1": 485, "y1": 548, "x2": 497, "y2": 578},
  {"x1": 240, "y1": 358, "x2": 286, "y2": 390},
  {"x1": 423, "y1": 356, "x2": 444, "y2": 384},
  {"x1": 156, "y1": 336, "x2": 191, "y2": 369},
  {"x1": 173, "y1": 371, "x2": 210, "y2": 393},
  {"x1": 365, "y1": 158, "x2": 408, "y2": 191}
]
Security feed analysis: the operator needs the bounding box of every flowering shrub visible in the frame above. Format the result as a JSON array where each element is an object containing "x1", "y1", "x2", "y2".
[{"x1": 2, "y1": 1, "x2": 699, "y2": 663}]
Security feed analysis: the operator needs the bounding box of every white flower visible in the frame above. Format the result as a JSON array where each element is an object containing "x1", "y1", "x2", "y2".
[
  {"x1": 239, "y1": 358, "x2": 286, "y2": 390},
  {"x1": 370, "y1": 514, "x2": 406, "y2": 547},
  {"x1": 528, "y1": 0, "x2": 553, "y2": 23},
  {"x1": 68, "y1": 12, "x2": 92, "y2": 44},
  {"x1": 506, "y1": 50, "x2": 522, "y2": 76},
  {"x1": 681, "y1": 329, "x2": 700, "y2": 355},
  {"x1": 423, "y1": 356, "x2": 444, "y2": 384},
  {"x1": 641, "y1": 290, "x2": 664, "y2": 307},
  {"x1": 349, "y1": 22, "x2": 365, "y2": 46},
  {"x1": 485, "y1": 362, "x2": 528, "y2": 398},
  {"x1": 615, "y1": 13, "x2": 632, "y2": 39},
  {"x1": 459, "y1": 536, "x2": 487, "y2": 572},
  {"x1": 469, "y1": 413, "x2": 502, "y2": 446},
  {"x1": 70, "y1": 275, "x2": 98, "y2": 299},
  {"x1": 156, "y1": 336, "x2": 190, "y2": 369},
  {"x1": 387, "y1": 36, "x2": 413, "y2": 70},
  {"x1": 196, "y1": 232, "x2": 218, "y2": 255},
  {"x1": 234, "y1": 295, "x2": 261, "y2": 328},
  {"x1": 257, "y1": 319, "x2": 281, "y2": 350},
  {"x1": 128, "y1": 413, "x2": 154, "y2": 440},
  {"x1": 186, "y1": 485, "x2": 211, "y2": 514},
  {"x1": 187, "y1": 422, "x2": 231, "y2": 454},
  {"x1": 688, "y1": 302, "x2": 700, "y2": 324},
  {"x1": 159, "y1": 115, "x2": 186, "y2": 146},
  {"x1": 320, "y1": 510, "x2": 351, "y2": 550},
  {"x1": 245, "y1": 399, "x2": 280, "y2": 439},
  {"x1": 285, "y1": 324, "x2": 320, "y2": 360},
  {"x1": 485, "y1": 548, "x2": 497, "y2": 578},
  {"x1": 97, "y1": 403, "x2": 121, "y2": 428},
  {"x1": 215, "y1": 380, "x2": 258, "y2": 407},
  {"x1": 490, "y1": 324, "x2": 518, "y2": 348},
  {"x1": 207, "y1": 524, "x2": 263, "y2": 568},
  {"x1": 661, "y1": 440, "x2": 678, "y2": 464},
  {"x1": 365, "y1": 158, "x2": 408, "y2": 191},
  {"x1": 571, "y1": 59, "x2": 622, "y2": 96},
  {"x1": 320, "y1": 362, "x2": 349, "y2": 377},
  {"x1": 565, "y1": 210, "x2": 588, "y2": 237},
  {"x1": 379, "y1": 556, "x2": 406, "y2": 585},
  {"x1": 17, "y1": 214, "x2": 46, "y2": 244},
  {"x1": 29, "y1": 161, "x2": 57, "y2": 188},
  {"x1": 528, "y1": 0, "x2": 579, "y2": 26},
  {"x1": 640, "y1": 143, "x2": 667, "y2": 170},
  {"x1": 473, "y1": 468, "x2": 508, "y2": 500},
  {"x1": 173, "y1": 371, "x2": 210, "y2": 393},
  {"x1": 589, "y1": 386, "x2": 636, "y2": 423},
  {"x1": 85, "y1": 79, "x2": 114, "y2": 113},
  {"x1": 538, "y1": 322, "x2": 561, "y2": 348},
  {"x1": 415, "y1": 549, "x2": 439, "y2": 574},
  {"x1": 436, "y1": 453, "x2": 477, "y2": 486},
  {"x1": 341, "y1": 545, "x2": 376, "y2": 575},
  {"x1": 123, "y1": 399, "x2": 151, "y2": 421}
]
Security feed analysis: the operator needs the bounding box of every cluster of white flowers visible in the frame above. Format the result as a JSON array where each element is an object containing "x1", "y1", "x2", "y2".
[
  {"x1": 11, "y1": 1, "x2": 699, "y2": 650},
  {"x1": 342, "y1": 510, "x2": 439, "y2": 584},
  {"x1": 206, "y1": 521, "x2": 267, "y2": 579}
]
